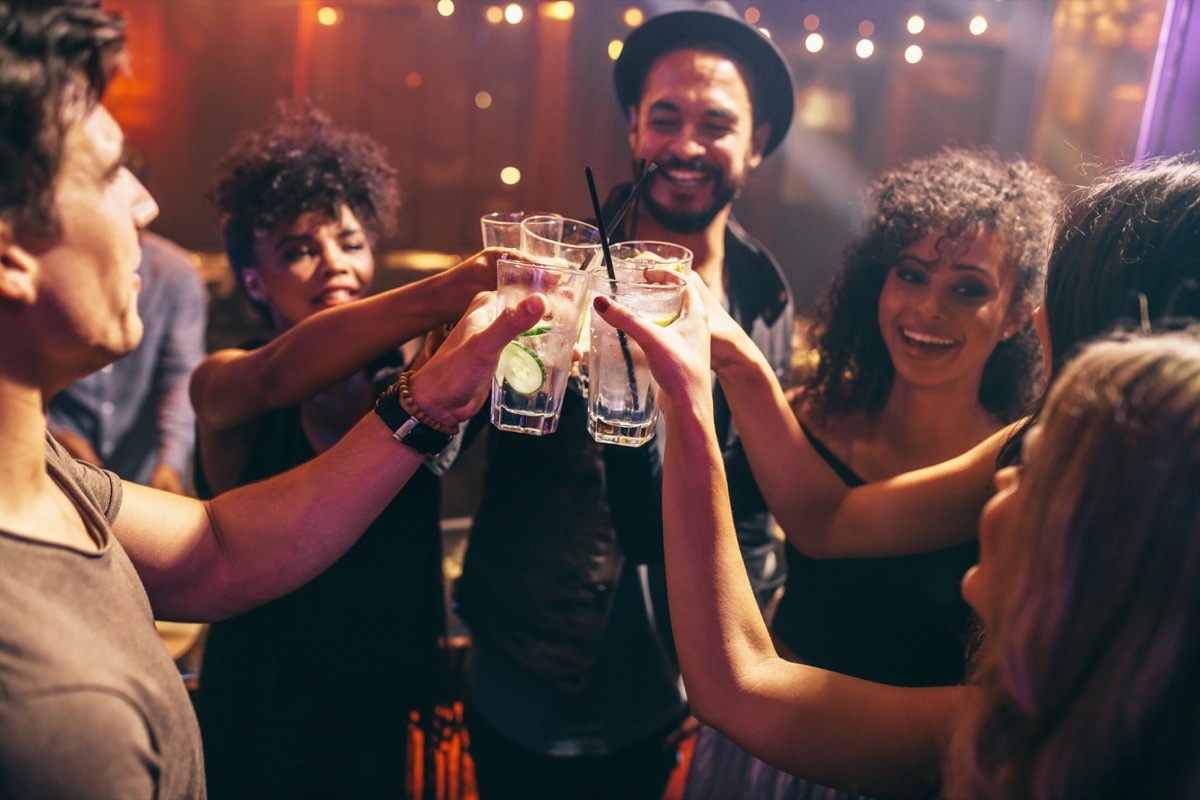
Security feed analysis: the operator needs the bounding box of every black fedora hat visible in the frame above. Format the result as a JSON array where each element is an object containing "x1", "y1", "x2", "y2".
[{"x1": 614, "y1": 0, "x2": 795, "y2": 157}]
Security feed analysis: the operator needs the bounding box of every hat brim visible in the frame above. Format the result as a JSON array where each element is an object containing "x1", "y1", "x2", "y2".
[{"x1": 615, "y1": 9, "x2": 795, "y2": 158}]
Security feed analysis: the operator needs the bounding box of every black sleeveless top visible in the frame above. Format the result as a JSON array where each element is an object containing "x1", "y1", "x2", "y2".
[
  {"x1": 771, "y1": 426, "x2": 977, "y2": 687},
  {"x1": 194, "y1": 357, "x2": 444, "y2": 727}
]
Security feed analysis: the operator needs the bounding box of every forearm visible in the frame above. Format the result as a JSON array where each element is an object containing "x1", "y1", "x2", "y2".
[
  {"x1": 715, "y1": 350, "x2": 851, "y2": 554},
  {"x1": 659, "y1": 396, "x2": 955, "y2": 798},
  {"x1": 659, "y1": 395, "x2": 775, "y2": 720},
  {"x1": 192, "y1": 267, "x2": 478, "y2": 432},
  {"x1": 813, "y1": 427, "x2": 1009, "y2": 557},
  {"x1": 130, "y1": 287, "x2": 544, "y2": 621},
  {"x1": 129, "y1": 411, "x2": 425, "y2": 621}
]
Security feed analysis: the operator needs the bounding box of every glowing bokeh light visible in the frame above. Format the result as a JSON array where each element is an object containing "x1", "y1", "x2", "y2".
[
  {"x1": 405, "y1": 71, "x2": 422, "y2": 89},
  {"x1": 485, "y1": 6, "x2": 503, "y2": 24},
  {"x1": 475, "y1": 91, "x2": 492, "y2": 109},
  {"x1": 608, "y1": 39, "x2": 624, "y2": 60},
  {"x1": 505, "y1": 3, "x2": 523, "y2": 24},
  {"x1": 436, "y1": 0, "x2": 454, "y2": 17},
  {"x1": 541, "y1": 1, "x2": 573, "y2": 20},
  {"x1": 744, "y1": 7, "x2": 761, "y2": 25},
  {"x1": 858, "y1": 20, "x2": 874, "y2": 37},
  {"x1": 904, "y1": 44, "x2": 923, "y2": 64},
  {"x1": 500, "y1": 167, "x2": 522, "y2": 186},
  {"x1": 969, "y1": 14, "x2": 988, "y2": 35},
  {"x1": 316, "y1": 6, "x2": 341, "y2": 25},
  {"x1": 623, "y1": 8, "x2": 643, "y2": 27},
  {"x1": 803, "y1": 14, "x2": 819, "y2": 31},
  {"x1": 907, "y1": 14, "x2": 925, "y2": 34},
  {"x1": 855, "y1": 38, "x2": 875, "y2": 59},
  {"x1": 804, "y1": 32, "x2": 823, "y2": 53}
]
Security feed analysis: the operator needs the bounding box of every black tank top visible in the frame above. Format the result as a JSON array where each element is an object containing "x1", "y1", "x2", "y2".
[{"x1": 771, "y1": 425, "x2": 977, "y2": 687}]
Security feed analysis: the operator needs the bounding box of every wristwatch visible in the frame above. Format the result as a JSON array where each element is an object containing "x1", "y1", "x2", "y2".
[{"x1": 374, "y1": 394, "x2": 453, "y2": 456}]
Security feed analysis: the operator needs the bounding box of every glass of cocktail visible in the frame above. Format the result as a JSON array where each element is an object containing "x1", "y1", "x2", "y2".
[
  {"x1": 587, "y1": 270, "x2": 685, "y2": 446},
  {"x1": 491, "y1": 258, "x2": 591, "y2": 436},
  {"x1": 609, "y1": 240, "x2": 693, "y2": 275},
  {"x1": 481, "y1": 211, "x2": 560, "y2": 250}
]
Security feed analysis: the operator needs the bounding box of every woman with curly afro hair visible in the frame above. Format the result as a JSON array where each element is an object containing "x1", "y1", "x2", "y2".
[
  {"x1": 189, "y1": 100, "x2": 504, "y2": 799},
  {"x1": 683, "y1": 147, "x2": 1059, "y2": 800}
]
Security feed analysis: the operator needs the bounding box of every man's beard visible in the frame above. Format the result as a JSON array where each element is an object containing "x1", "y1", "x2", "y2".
[{"x1": 637, "y1": 158, "x2": 739, "y2": 235}]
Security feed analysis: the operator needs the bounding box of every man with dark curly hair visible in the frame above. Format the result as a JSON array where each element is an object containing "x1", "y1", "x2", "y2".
[
  {"x1": 0, "y1": 3, "x2": 538, "y2": 797},
  {"x1": 189, "y1": 99, "x2": 507, "y2": 799}
]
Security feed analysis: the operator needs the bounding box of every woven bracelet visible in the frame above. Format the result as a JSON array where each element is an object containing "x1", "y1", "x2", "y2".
[{"x1": 394, "y1": 371, "x2": 460, "y2": 436}]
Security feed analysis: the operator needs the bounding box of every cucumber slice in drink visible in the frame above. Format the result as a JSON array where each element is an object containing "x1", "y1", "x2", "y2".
[
  {"x1": 498, "y1": 341, "x2": 546, "y2": 393},
  {"x1": 520, "y1": 321, "x2": 552, "y2": 336}
]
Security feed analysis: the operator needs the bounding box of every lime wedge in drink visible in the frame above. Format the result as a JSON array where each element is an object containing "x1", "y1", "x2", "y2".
[
  {"x1": 497, "y1": 341, "x2": 546, "y2": 393},
  {"x1": 647, "y1": 311, "x2": 680, "y2": 327}
]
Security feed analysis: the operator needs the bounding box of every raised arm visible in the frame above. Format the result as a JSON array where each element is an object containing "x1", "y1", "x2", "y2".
[
  {"x1": 117, "y1": 289, "x2": 545, "y2": 622},
  {"x1": 190, "y1": 249, "x2": 500, "y2": 434},
  {"x1": 699, "y1": 279, "x2": 1004, "y2": 559},
  {"x1": 594, "y1": 279, "x2": 960, "y2": 797},
  {"x1": 191, "y1": 249, "x2": 501, "y2": 492}
]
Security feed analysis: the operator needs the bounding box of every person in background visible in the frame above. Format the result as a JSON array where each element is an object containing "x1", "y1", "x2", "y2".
[
  {"x1": 0, "y1": 3, "x2": 538, "y2": 796},
  {"x1": 454, "y1": 3, "x2": 795, "y2": 798},
  {"x1": 48, "y1": 151, "x2": 207, "y2": 492},
  {"x1": 684, "y1": 147, "x2": 1058, "y2": 800},
  {"x1": 592, "y1": 157, "x2": 1200, "y2": 799},
  {"x1": 190, "y1": 99, "x2": 502, "y2": 800}
]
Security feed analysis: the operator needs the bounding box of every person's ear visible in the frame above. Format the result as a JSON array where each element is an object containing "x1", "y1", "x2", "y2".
[
  {"x1": 747, "y1": 122, "x2": 770, "y2": 171},
  {"x1": 1000, "y1": 299, "x2": 1031, "y2": 341},
  {"x1": 0, "y1": 223, "x2": 39, "y2": 305},
  {"x1": 240, "y1": 268, "x2": 268, "y2": 304}
]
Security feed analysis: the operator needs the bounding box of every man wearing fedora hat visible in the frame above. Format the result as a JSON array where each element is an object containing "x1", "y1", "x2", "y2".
[{"x1": 455, "y1": 2, "x2": 796, "y2": 798}]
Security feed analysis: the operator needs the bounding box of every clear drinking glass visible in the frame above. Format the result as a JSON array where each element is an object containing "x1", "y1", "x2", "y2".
[
  {"x1": 609, "y1": 240, "x2": 694, "y2": 275},
  {"x1": 481, "y1": 211, "x2": 559, "y2": 250},
  {"x1": 519, "y1": 215, "x2": 603, "y2": 271},
  {"x1": 587, "y1": 271, "x2": 685, "y2": 446},
  {"x1": 490, "y1": 259, "x2": 591, "y2": 436}
]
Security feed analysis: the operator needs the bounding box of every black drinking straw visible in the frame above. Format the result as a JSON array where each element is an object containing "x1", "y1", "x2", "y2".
[
  {"x1": 585, "y1": 166, "x2": 640, "y2": 411},
  {"x1": 603, "y1": 160, "x2": 657, "y2": 241},
  {"x1": 628, "y1": 161, "x2": 646, "y2": 240}
]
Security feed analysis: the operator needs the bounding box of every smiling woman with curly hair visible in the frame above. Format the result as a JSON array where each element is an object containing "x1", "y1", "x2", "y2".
[
  {"x1": 682, "y1": 147, "x2": 1060, "y2": 800},
  {"x1": 802, "y1": 148, "x2": 1058, "y2": 425}
]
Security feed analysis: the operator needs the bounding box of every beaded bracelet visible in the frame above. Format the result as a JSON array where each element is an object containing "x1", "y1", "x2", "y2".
[{"x1": 393, "y1": 370, "x2": 460, "y2": 436}]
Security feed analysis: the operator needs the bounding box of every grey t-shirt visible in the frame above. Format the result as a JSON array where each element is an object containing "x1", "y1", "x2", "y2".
[{"x1": 0, "y1": 434, "x2": 205, "y2": 799}]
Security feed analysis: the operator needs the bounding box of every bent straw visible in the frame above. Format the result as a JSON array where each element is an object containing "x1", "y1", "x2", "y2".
[
  {"x1": 603, "y1": 160, "x2": 657, "y2": 241},
  {"x1": 586, "y1": 166, "x2": 640, "y2": 412}
]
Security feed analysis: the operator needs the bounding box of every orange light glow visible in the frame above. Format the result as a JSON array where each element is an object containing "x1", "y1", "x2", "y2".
[{"x1": 540, "y1": 1, "x2": 574, "y2": 20}]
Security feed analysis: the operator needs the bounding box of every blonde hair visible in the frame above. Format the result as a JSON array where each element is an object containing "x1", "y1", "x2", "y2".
[{"x1": 950, "y1": 330, "x2": 1200, "y2": 798}]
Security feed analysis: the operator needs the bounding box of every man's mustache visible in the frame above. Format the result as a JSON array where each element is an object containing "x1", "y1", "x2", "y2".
[{"x1": 650, "y1": 157, "x2": 720, "y2": 179}]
